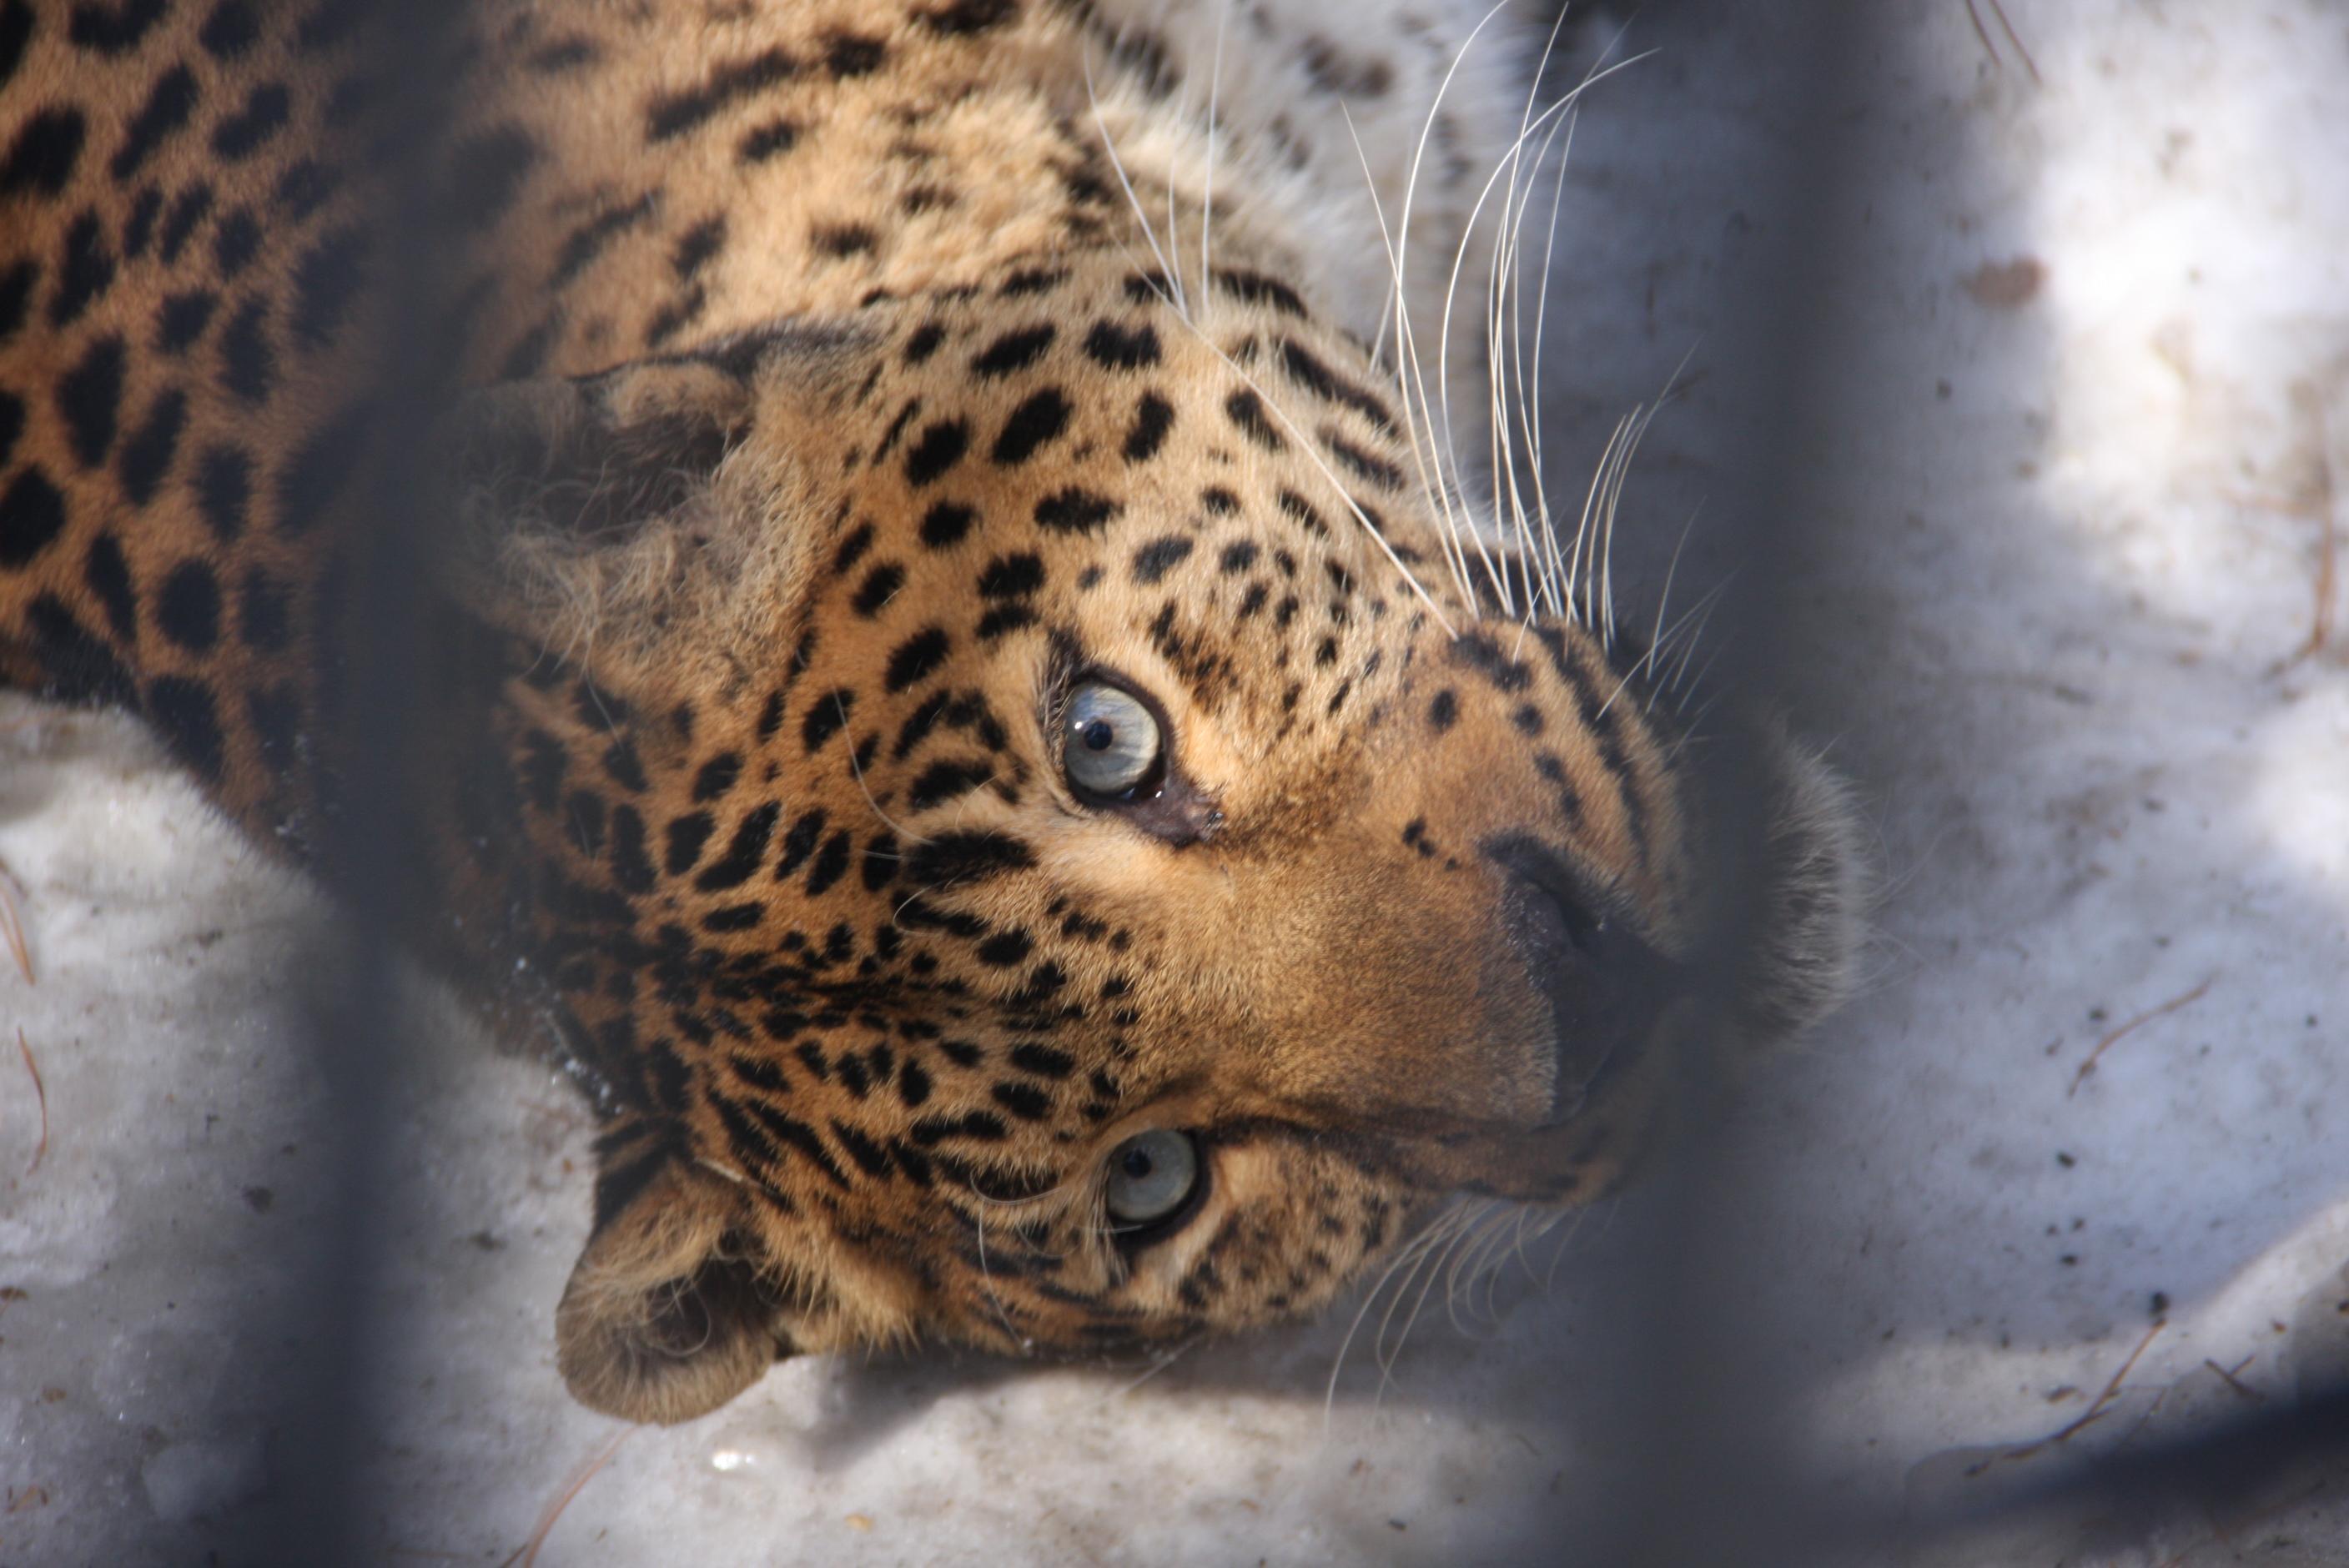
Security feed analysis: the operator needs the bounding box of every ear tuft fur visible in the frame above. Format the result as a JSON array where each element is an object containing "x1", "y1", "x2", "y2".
[
  {"x1": 1735, "y1": 725, "x2": 1869, "y2": 1042},
  {"x1": 554, "y1": 1159, "x2": 792, "y2": 1425}
]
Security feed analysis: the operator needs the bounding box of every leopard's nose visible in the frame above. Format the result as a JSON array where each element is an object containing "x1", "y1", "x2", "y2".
[{"x1": 1485, "y1": 834, "x2": 1680, "y2": 1125}]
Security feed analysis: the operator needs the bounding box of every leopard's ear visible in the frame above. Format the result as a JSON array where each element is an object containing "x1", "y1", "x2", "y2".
[
  {"x1": 553, "y1": 1153, "x2": 792, "y2": 1425},
  {"x1": 430, "y1": 324, "x2": 873, "y2": 691}
]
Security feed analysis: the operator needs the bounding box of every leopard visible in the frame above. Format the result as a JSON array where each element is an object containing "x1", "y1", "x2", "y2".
[{"x1": 0, "y1": 0, "x2": 1863, "y2": 1426}]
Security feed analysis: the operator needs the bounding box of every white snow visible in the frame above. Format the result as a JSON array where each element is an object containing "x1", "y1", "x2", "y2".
[{"x1": 3, "y1": 2, "x2": 2344, "y2": 1563}]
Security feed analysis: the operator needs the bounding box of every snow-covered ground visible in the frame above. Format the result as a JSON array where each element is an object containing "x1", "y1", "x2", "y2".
[{"x1": 3, "y1": 2, "x2": 2344, "y2": 1563}]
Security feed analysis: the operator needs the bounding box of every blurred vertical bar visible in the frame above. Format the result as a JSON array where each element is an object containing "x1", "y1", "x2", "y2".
[
  {"x1": 1529, "y1": 1, "x2": 1879, "y2": 1564},
  {"x1": 245, "y1": 0, "x2": 465, "y2": 1560}
]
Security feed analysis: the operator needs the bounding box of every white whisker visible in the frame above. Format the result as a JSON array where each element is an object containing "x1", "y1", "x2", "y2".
[
  {"x1": 1083, "y1": 55, "x2": 1186, "y2": 323},
  {"x1": 1324, "y1": 1204, "x2": 1462, "y2": 1428},
  {"x1": 1199, "y1": 0, "x2": 1230, "y2": 298}
]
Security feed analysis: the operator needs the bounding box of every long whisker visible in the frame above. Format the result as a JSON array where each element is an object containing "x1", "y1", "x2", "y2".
[
  {"x1": 1390, "y1": 1, "x2": 1517, "y2": 611},
  {"x1": 1083, "y1": 55, "x2": 1185, "y2": 323},
  {"x1": 1444, "y1": 54, "x2": 1653, "y2": 616},
  {"x1": 1340, "y1": 107, "x2": 1478, "y2": 611},
  {"x1": 1198, "y1": 0, "x2": 1230, "y2": 299},
  {"x1": 1377, "y1": 1207, "x2": 1484, "y2": 1402},
  {"x1": 1501, "y1": 101, "x2": 1581, "y2": 616},
  {"x1": 1441, "y1": 94, "x2": 1582, "y2": 611},
  {"x1": 1324, "y1": 1205, "x2": 1463, "y2": 1428},
  {"x1": 834, "y1": 691, "x2": 933, "y2": 844}
]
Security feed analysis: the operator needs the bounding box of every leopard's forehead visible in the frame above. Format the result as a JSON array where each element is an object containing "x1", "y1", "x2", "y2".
[{"x1": 807, "y1": 268, "x2": 1444, "y2": 757}]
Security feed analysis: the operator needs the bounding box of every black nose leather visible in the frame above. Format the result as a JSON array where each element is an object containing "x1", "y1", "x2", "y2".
[{"x1": 1485, "y1": 835, "x2": 1678, "y2": 1124}]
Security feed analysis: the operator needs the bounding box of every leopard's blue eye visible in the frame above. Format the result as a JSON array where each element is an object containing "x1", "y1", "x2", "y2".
[
  {"x1": 1064, "y1": 681, "x2": 1163, "y2": 800},
  {"x1": 1104, "y1": 1129, "x2": 1199, "y2": 1226}
]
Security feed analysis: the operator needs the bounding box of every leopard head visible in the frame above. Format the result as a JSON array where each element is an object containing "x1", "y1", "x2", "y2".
[{"x1": 433, "y1": 251, "x2": 1863, "y2": 1425}]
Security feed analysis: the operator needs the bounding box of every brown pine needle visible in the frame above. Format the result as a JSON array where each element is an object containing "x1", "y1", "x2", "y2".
[
  {"x1": 1981, "y1": 1318, "x2": 2167, "y2": 1472},
  {"x1": 0, "y1": 863, "x2": 30, "y2": 985},
  {"x1": 498, "y1": 1424, "x2": 636, "y2": 1568},
  {"x1": 2068, "y1": 976, "x2": 2216, "y2": 1097},
  {"x1": 1984, "y1": 0, "x2": 2043, "y2": 84},
  {"x1": 17, "y1": 1028, "x2": 46, "y2": 1177},
  {"x1": 2203, "y1": 1354, "x2": 2265, "y2": 1403}
]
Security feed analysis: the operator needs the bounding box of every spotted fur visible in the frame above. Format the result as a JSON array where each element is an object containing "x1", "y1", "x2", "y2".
[{"x1": 0, "y1": 0, "x2": 1859, "y2": 1424}]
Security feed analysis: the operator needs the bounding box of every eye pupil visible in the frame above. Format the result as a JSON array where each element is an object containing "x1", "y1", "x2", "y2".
[
  {"x1": 1063, "y1": 680, "x2": 1164, "y2": 800},
  {"x1": 1103, "y1": 1128, "x2": 1200, "y2": 1230}
]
